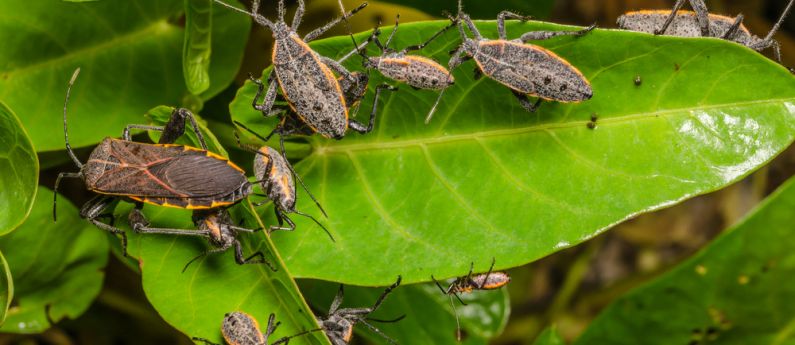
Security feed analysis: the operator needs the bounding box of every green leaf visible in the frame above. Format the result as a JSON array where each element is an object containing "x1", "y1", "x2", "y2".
[
  {"x1": 0, "y1": 0, "x2": 250, "y2": 152},
  {"x1": 0, "y1": 102, "x2": 38, "y2": 236},
  {"x1": 144, "y1": 105, "x2": 228, "y2": 156},
  {"x1": 116, "y1": 201, "x2": 330, "y2": 345},
  {"x1": 183, "y1": 0, "x2": 213, "y2": 94},
  {"x1": 533, "y1": 326, "x2": 565, "y2": 345},
  {"x1": 575, "y1": 176, "x2": 795, "y2": 345},
  {"x1": 302, "y1": 280, "x2": 510, "y2": 344},
  {"x1": 0, "y1": 250, "x2": 12, "y2": 327},
  {"x1": 0, "y1": 188, "x2": 108, "y2": 333},
  {"x1": 230, "y1": 21, "x2": 795, "y2": 285},
  {"x1": 378, "y1": 0, "x2": 555, "y2": 19}
]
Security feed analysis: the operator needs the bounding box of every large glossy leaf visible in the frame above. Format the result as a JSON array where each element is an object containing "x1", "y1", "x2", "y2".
[
  {"x1": 301, "y1": 280, "x2": 510, "y2": 344},
  {"x1": 0, "y1": 250, "x2": 11, "y2": 326},
  {"x1": 378, "y1": 0, "x2": 555, "y2": 19},
  {"x1": 183, "y1": 0, "x2": 213, "y2": 94},
  {"x1": 0, "y1": 188, "x2": 108, "y2": 333},
  {"x1": 575, "y1": 175, "x2": 795, "y2": 344},
  {"x1": 0, "y1": 102, "x2": 38, "y2": 235},
  {"x1": 111, "y1": 126, "x2": 330, "y2": 344},
  {"x1": 0, "y1": 0, "x2": 249, "y2": 152},
  {"x1": 230, "y1": 20, "x2": 795, "y2": 285}
]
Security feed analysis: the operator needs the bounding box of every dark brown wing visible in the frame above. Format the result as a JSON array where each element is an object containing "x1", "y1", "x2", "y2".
[{"x1": 147, "y1": 150, "x2": 248, "y2": 197}]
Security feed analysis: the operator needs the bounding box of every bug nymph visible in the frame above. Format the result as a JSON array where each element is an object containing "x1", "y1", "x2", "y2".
[
  {"x1": 317, "y1": 276, "x2": 403, "y2": 345},
  {"x1": 233, "y1": 122, "x2": 334, "y2": 242},
  {"x1": 425, "y1": 0, "x2": 595, "y2": 123},
  {"x1": 432, "y1": 258, "x2": 510, "y2": 341},
  {"x1": 617, "y1": 0, "x2": 795, "y2": 63},
  {"x1": 193, "y1": 311, "x2": 321, "y2": 345},
  {"x1": 344, "y1": 14, "x2": 455, "y2": 92},
  {"x1": 213, "y1": 0, "x2": 382, "y2": 140}
]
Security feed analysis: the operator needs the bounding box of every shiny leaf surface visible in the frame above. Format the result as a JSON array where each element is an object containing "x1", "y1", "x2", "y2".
[
  {"x1": 230, "y1": 21, "x2": 795, "y2": 285},
  {"x1": 575, "y1": 176, "x2": 795, "y2": 345},
  {"x1": 184, "y1": 0, "x2": 213, "y2": 94},
  {"x1": 0, "y1": 102, "x2": 38, "y2": 235},
  {"x1": 0, "y1": 0, "x2": 249, "y2": 151},
  {"x1": 0, "y1": 250, "x2": 11, "y2": 327},
  {"x1": 0, "y1": 188, "x2": 108, "y2": 333}
]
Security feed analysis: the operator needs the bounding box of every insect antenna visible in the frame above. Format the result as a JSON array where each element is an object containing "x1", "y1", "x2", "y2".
[
  {"x1": 63, "y1": 68, "x2": 83, "y2": 169},
  {"x1": 449, "y1": 293, "x2": 463, "y2": 341},
  {"x1": 271, "y1": 327, "x2": 324, "y2": 345},
  {"x1": 764, "y1": 0, "x2": 795, "y2": 42},
  {"x1": 182, "y1": 250, "x2": 210, "y2": 273},
  {"x1": 367, "y1": 314, "x2": 406, "y2": 323},
  {"x1": 292, "y1": 209, "x2": 335, "y2": 242},
  {"x1": 211, "y1": 0, "x2": 275, "y2": 30}
]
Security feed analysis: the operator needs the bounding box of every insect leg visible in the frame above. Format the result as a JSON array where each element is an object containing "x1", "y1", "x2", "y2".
[
  {"x1": 425, "y1": 46, "x2": 467, "y2": 124},
  {"x1": 191, "y1": 337, "x2": 220, "y2": 345},
  {"x1": 319, "y1": 56, "x2": 359, "y2": 86},
  {"x1": 654, "y1": 0, "x2": 688, "y2": 35},
  {"x1": 159, "y1": 108, "x2": 208, "y2": 149},
  {"x1": 348, "y1": 84, "x2": 398, "y2": 134},
  {"x1": 478, "y1": 257, "x2": 497, "y2": 289},
  {"x1": 511, "y1": 90, "x2": 542, "y2": 112},
  {"x1": 496, "y1": 11, "x2": 532, "y2": 40},
  {"x1": 383, "y1": 14, "x2": 401, "y2": 51},
  {"x1": 250, "y1": 73, "x2": 280, "y2": 118},
  {"x1": 329, "y1": 284, "x2": 345, "y2": 314},
  {"x1": 53, "y1": 172, "x2": 82, "y2": 221},
  {"x1": 762, "y1": 0, "x2": 795, "y2": 43},
  {"x1": 720, "y1": 14, "x2": 744, "y2": 39},
  {"x1": 269, "y1": 209, "x2": 296, "y2": 232},
  {"x1": 233, "y1": 239, "x2": 277, "y2": 271},
  {"x1": 81, "y1": 196, "x2": 128, "y2": 255},
  {"x1": 291, "y1": 0, "x2": 305, "y2": 30},
  {"x1": 403, "y1": 19, "x2": 457, "y2": 53},
  {"x1": 303, "y1": 2, "x2": 368, "y2": 42},
  {"x1": 690, "y1": 0, "x2": 711, "y2": 37},
  {"x1": 459, "y1": 13, "x2": 482, "y2": 40},
  {"x1": 518, "y1": 23, "x2": 596, "y2": 43},
  {"x1": 357, "y1": 320, "x2": 399, "y2": 344},
  {"x1": 128, "y1": 208, "x2": 212, "y2": 236}
]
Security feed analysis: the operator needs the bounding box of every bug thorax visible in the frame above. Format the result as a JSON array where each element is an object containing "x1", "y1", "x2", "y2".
[
  {"x1": 82, "y1": 137, "x2": 117, "y2": 187},
  {"x1": 271, "y1": 21, "x2": 293, "y2": 40},
  {"x1": 221, "y1": 312, "x2": 266, "y2": 345},
  {"x1": 461, "y1": 39, "x2": 479, "y2": 56}
]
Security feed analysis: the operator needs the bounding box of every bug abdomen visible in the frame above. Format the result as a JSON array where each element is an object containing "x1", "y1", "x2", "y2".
[
  {"x1": 379, "y1": 56, "x2": 452, "y2": 90},
  {"x1": 221, "y1": 312, "x2": 265, "y2": 345},
  {"x1": 274, "y1": 37, "x2": 348, "y2": 139},
  {"x1": 475, "y1": 40, "x2": 592, "y2": 102},
  {"x1": 618, "y1": 11, "x2": 753, "y2": 44}
]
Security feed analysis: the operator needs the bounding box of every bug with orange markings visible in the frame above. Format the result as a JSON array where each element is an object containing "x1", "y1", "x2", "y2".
[
  {"x1": 55, "y1": 69, "x2": 274, "y2": 271},
  {"x1": 432, "y1": 258, "x2": 511, "y2": 341},
  {"x1": 426, "y1": 0, "x2": 595, "y2": 123},
  {"x1": 213, "y1": 0, "x2": 385, "y2": 140},
  {"x1": 617, "y1": 0, "x2": 795, "y2": 63},
  {"x1": 192, "y1": 311, "x2": 321, "y2": 345}
]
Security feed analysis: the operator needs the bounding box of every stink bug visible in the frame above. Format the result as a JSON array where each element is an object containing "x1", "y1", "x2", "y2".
[
  {"x1": 426, "y1": 0, "x2": 595, "y2": 123},
  {"x1": 193, "y1": 312, "x2": 321, "y2": 345},
  {"x1": 233, "y1": 122, "x2": 334, "y2": 242},
  {"x1": 317, "y1": 276, "x2": 403, "y2": 345},
  {"x1": 213, "y1": 0, "x2": 378, "y2": 140},
  {"x1": 432, "y1": 258, "x2": 510, "y2": 341},
  {"x1": 342, "y1": 14, "x2": 455, "y2": 109},
  {"x1": 617, "y1": 0, "x2": 795, "y2": 63}
]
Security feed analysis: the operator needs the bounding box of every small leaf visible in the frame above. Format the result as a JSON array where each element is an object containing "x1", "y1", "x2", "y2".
[
  {"x1": 0, "y1": 102, "x2": 38, "y2": 236},
  {"x1": 301, "y1": 281, "x2": 509, "y2": 344},
  {"x1": 0, "y1": 250, "x2": 12, "y2": 326},
  {"x1": 0, "y1": 0, "x2": 250, "y2": 152},
  {"x1": 231, "y1": 21, "x2": 795, "y2": 285},
  {"x1": 183, "y1": 0, "x2": 213, "y2": 94},
  {"x1": 0, "y1": 188, "x2": 108, "y2": 333},
  {"x1": 533, "y1": 326, "x2": 565, "y2": 345},
  {"x1": 575, "y1": 176, "x2": 795, "y2": 344}
]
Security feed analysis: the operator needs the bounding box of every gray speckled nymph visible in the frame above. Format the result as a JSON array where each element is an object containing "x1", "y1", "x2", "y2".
[
  {"x1": 253, "y1": 146, "x2": 296, "y2": 212},
  {"x1": 617, "y1": 11, "x2": 757, "y2": 46},
  {"x1": 375, "y1": 53, "x2": 453, "y2": 90}
]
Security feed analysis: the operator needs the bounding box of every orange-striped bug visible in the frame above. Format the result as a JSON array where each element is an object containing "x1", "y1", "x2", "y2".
[
  {"x1": 426, "y1": 0, "x2": 595, "y2": 123},
  {"x1": 55, "y1": 69, "x2": 275, "y2": 271},
  {"x1": 618, "y1": 0, "x2": 795, "y2": 63},
  {"x1": 213, "y1": 0, "x2": 383, "y2": 140},
  {"x1": 432, "y1": 258, "x2": 510, "y2": 341},
  {"x1": 233, "y1": 121, "x2": 334, "y2": 242},
  {"x1": 317, "y1": 276, "x2": 403, "y2": 345},
  {"x1": 193, "y1": 312, "x2": 321, "y2": 345}
]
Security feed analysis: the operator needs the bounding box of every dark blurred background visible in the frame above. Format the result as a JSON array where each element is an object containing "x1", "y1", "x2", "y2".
[{"x1": 3, "y1": 0, "x2": 795, "y2": 344}]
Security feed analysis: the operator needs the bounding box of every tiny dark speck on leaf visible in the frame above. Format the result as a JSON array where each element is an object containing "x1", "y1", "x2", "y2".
[
  {"x1": 634, "y1": 75, "x2": 642, "y2": 86},
  {"x1": 392, "y1": 135, "x2": 399, "y2": 139},
  {"x1": 675, "y1": 63, "x2": 680, "y2": 71}
]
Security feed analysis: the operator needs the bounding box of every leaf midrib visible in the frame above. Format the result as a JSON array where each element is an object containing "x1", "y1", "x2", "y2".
[{"x1": 312, "y1": 97, "x2": 795, "y2": 154}]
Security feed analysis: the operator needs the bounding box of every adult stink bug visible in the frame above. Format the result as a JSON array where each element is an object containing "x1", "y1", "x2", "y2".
[
  {"x1": 233, "y1": 122, "x2": 334, "y2": 242},
  {"x1": 55, "y1": 69, "x2": 272, "y2": 270},
  {"x1": 432, "y1": 258, "x2": 510, "y2": 340},
  {"x1": 426, "y1": 0, "x2": 595, "y2": 123},
  {"x1": 317, "y1": 276, "x2": 403, "y2": 345},
  {"x1": 213, "y1": 0, "x2": 377, "y2": 140},
  {"x1": 193, "y1": 312, "x2": 321, "y2": 345},
  {"x1": 617, "y1": 0, "x2": 795, "y2": 62}
]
